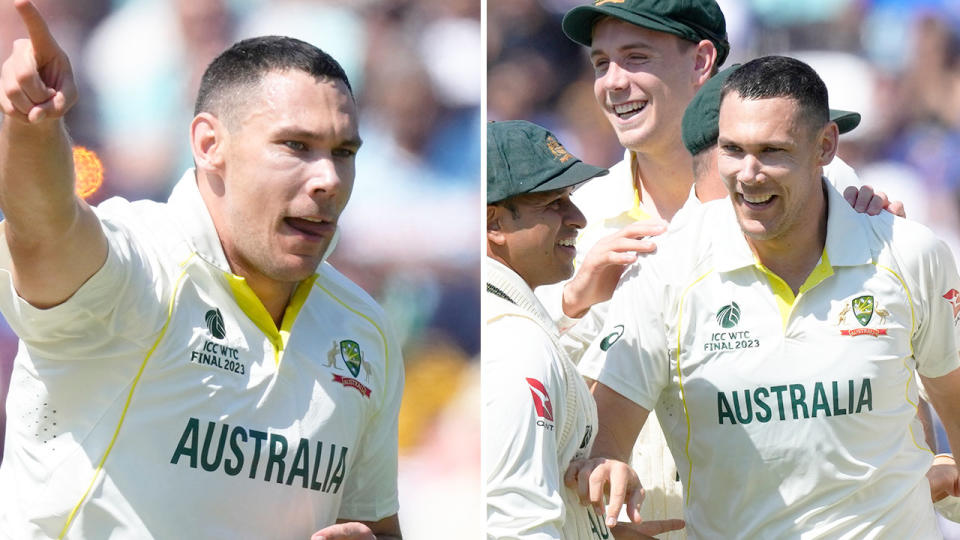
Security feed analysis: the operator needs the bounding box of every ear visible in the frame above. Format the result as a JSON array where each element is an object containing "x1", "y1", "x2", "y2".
[
  {"x1": 191, "y1": 112, "x2": 227, "y2": 174},
  {"x1": 816, "y1": 121, "x2": 840, "y2": 167},
  {"x1": 691, "y1": 39, "x2": 718, "y2": 88},
  {"x1": 487, "y1": 205, "x2": 507, "y2": 247}
]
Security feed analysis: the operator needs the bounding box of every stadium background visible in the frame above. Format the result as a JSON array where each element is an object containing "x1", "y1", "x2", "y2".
[
  {"x1": 0, "y1": 0, "x2": 481, "y2": 536},
  {"x1": 489, "y1": 0, "x2": 960, "y2": 536}
]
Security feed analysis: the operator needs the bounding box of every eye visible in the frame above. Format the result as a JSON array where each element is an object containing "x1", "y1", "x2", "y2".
[
  {"x1": 332, "y1": 147, "x2": 357, "y2": 158},
  {"x1": 762, "y1": 146, "x2": 783, "y2": 154},
  {"x1": 626, "y1": 53, "x2": 648, "y2": 63},
  {"x1": 283, "y1": 140, "x2": 307, "y2": 152},
  {"x1": 721, "y1": 144, "x2": 742, "y2": 154},
  {"x1": 592, "y1": 58, "x2": 609, "y2": 73}
]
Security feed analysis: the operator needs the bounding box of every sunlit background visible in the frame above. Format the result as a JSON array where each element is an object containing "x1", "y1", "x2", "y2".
[{"x1": 0, "y1": 0, "x2": 481, "y2": 536}]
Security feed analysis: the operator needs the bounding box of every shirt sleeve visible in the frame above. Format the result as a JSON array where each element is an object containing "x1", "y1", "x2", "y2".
[
  {"x1": 0, "y1": 202, "x2": 172, "y2": 360},
  {"x1": 579, "y1": 261, "x2": 671, "y2": 411},
  {"x1": 911, "y1": 235, "x2": 960, "y2": 378},
  {"x1": 484, "y1": 315, "x2": 567, "y2": 539},
  {"x1": 337, "y1": 315, "x2": 404, "y2": 521}
]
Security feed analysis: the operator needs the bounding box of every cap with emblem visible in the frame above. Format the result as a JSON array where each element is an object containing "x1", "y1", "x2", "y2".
[
  {"x1": 562, "y1": 0, "x2": 730, "y2": 67},
  {"x1": 681, "y1": 64, "x2": 862, "y2": 156},
  {"x1": 487, "y1": 120, "x2": 608, "y2": 205}
]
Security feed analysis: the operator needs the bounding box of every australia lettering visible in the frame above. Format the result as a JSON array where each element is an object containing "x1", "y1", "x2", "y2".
[
  {"x1": 189, "y1": 340, "x2": 246, "y2": 375},
  {"x1": 170, "y1": 417, "x2": 349, "y2": 493},
  {"x1": 717, "y1": 378, "x2": 873, "y2": 425}
]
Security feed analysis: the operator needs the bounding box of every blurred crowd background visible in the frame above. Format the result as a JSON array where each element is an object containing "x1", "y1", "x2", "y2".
[
  {"x1": 0, "y1": 0, "x2": 480, "y2": 536},
  {"x1": 490, "y1": 0, "x2": 960, "y2": 256},
  {"x1": 490, "y1": 0, "x2": 960, "y2": 536}
]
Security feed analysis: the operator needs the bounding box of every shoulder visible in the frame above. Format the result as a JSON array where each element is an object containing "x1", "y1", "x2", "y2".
[{"x1": 312, "y1": 262, "x2": 389, "y2": 324}]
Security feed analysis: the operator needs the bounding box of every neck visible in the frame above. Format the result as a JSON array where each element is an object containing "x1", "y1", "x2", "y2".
[
  {"x1": 240, "y1": 272, "x2": 296, "y2": 328},
  {"x1": 749, "y1": 187, "x2": 828, "y2": 294},
  {"x1": 632, "y1": 145, "x2": 695, "y2": 222}
]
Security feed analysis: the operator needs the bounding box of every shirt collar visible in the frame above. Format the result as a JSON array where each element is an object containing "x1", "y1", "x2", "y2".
[
  {"x1": 485, "y1": 257, "x2": 556, "y2": 332},
  {"x1": 714, "y1": 178, "x2": 873, "y2": 273}
]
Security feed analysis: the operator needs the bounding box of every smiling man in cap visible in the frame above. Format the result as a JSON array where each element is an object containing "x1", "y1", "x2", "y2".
[{"x1": 485, "y1": 120, "x2": 685, "y2": 539}]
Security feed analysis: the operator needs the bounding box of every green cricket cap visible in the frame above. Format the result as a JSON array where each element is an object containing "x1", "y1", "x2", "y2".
[
  {"x1": 487, "y1": 121, "x2": 608, "y2": 205},
  {"x1": 681, "y1": 64, "x2": 862, "y2": 155},
  {"x1": 562, "y1": 0, "x2": 730, "y2": 67}
]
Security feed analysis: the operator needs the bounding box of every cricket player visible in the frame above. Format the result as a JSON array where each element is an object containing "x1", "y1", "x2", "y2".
[
  {"x1": 484, "y1": 120, "x2": 682, "y2": 539},
  {"x1": 0, "y1": 2, "x2": 403, "y2": 538},
  {"x1": 540, "y1": 1, "x2": 899, "y2": 534},
  {"x1": 573, "y1": 55, "x2": 960, "y2": 537}
]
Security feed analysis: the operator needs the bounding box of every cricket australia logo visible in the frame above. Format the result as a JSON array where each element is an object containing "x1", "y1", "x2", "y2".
[
  {"x1": 326, "y1": 340, "x2": 372, "y2": 398},
  {"x1": 839, "y1": 295, "x2": 888, "y2": 337}
]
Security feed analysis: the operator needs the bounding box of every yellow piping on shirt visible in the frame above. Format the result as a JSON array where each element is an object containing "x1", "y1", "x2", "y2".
[
  {"x1": 874, "y1": 262, "x2": 930, "y2": 454},
  {"x1": 60, "y1": 254, "x2": 195, "y2": 539},
  {"x1": 225, "y1": 273, "x2": 317, "y2": 365},
  {"x1": 313, "y1": 282, "x2": 389, "y2": 375},
  {"x1": 755, "y1": 250, "x2": 833, "y2": 330},
  {"x1": 676, "y1": 268, "x2": 714, "y2": 505}
]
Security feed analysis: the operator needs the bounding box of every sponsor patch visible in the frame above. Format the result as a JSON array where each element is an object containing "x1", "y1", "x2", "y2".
[
  {"x1": 600, "y1": 325, "x2": 625, "y2": 351},
  {"x1": 526, "y1": 378, "x2": 554, "y2": 421}
]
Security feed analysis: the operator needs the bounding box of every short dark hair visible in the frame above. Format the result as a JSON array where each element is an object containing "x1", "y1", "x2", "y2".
[
  {"x1": 194, "y1": 36, "x2": 353, "y2": 121},
  {"x1": 720, "y1": 55, "x2": 829, "y2": 133}
]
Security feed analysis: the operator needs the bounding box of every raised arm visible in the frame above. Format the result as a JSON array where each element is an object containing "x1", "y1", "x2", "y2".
[{"x1": 0, "y1": 0, "x2": 105, "y2": 308}]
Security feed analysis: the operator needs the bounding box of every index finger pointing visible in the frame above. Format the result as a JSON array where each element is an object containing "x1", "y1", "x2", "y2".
[{"x1": 13, "y1": 0, "x2": 61, "y2": 60}]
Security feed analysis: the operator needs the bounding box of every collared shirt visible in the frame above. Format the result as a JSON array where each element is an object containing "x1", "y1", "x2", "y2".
[
  {"x1": 0, "y1": 170, "x2": 403, "y2": 538},
  {"x1": 582, "y1": 180, "x2": 959, "y2": 538},
  {"x1": 484, "y1": 258, "x2": 606, "y2": 540}
]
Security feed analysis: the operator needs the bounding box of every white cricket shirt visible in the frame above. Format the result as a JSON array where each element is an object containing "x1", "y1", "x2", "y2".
[
  {"x1": 0, "y1": 170, "x2": 404, "y2": 539},
  {"x1": 582, "y1": 180, "x2": 960, "y2": 538},
  {"x1": 484, "y1": 258, "x2": 608, "y2": 540}
]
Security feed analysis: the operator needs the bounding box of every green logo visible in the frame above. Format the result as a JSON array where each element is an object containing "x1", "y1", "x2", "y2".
[
  {"x1": 852, "y1": 295, "x2": 874, "y2": 326},
  {"x1": 716, "y1": 302, "x2": 741, "y2": 329},
  {"x1": 205, "y1": 308, "x2": 226, "y2": 339},
  {"x1": 339, "y1": 340, "x2": 363, "y2": 377},
  {"x1": 600, "y1": 325, "x2": 625, "y2": 351}
]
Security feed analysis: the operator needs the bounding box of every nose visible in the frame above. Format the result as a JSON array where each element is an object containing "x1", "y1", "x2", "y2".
[
  {"x1": 304, "y1": 156, "x2": 343, "y2": 196},
  {"x1": 599, "y1": 61, "x2": 629, "y2": 93},
  {"x1": 736, "y1": 154, "x2": 763, "y2": 185},
  {"x1": 563, "y1": 200, "x2": 587, "y2": 230}
]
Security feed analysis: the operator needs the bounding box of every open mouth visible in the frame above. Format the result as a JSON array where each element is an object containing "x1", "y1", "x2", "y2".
[
  {"x1": 284, "y1": 216, "x2": 335, "y2": 238},
  {"x1": 557, "y1": 237, "x2": 577, "y2": 254},
  {"x1": 613, "y1": 101, "x2": 647, "y2": 120},
  {"x1": 740, "y1": 192, "x2": 776, "y2": 210}
]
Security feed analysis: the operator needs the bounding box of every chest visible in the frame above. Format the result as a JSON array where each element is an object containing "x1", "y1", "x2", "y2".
[{"x1": 667, "y1": 265, "x2": 914, "y2": 424}]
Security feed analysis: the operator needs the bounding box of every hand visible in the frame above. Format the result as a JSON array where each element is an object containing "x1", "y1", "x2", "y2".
[
  {"x1": 927, "y1": 454, "x2": 960, "y2": 503},
  {"x1": 0, "y1": 0, "x2": 77, "y2": 123},
  {"x1": 612, "y1": 519, "x2": 686, "y2": 540},
  {"x1": 565, "y1": 457, "x2": 645, "y2": 529},
  {"x1": 843, "y1": 185, "x2": 905, "y2": 218},
  {"x1": 562, "y1": 220, "x2": 666, "y2": 318},
  {"x1": 310, "y1": 521, "x2": 375, "y2": 540}
]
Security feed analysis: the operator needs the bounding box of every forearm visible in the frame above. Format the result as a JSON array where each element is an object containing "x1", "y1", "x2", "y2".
[
  {"x1": 589, "y1": 380, "x2": 649, "y2": 462},
  {"x1": 921, "y1": 370, "x2": 960, "y2": 468},
  {"x1": 0, "y1": 117, "x2": 79, "y2": 237}
]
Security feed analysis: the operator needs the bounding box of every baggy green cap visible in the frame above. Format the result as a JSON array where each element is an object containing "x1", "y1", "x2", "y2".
[
  {"x1": 681, "y1": 64, "x2": 862, "y2": 156},
  {"x1": 562, "y1": 0, "x2": 730, "y2": 67},
  {"x1": 487, "y1": 121, "x2": 608, "y2": 205}
]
